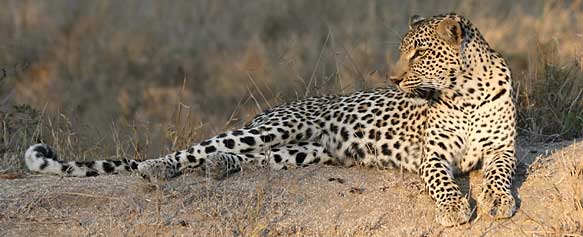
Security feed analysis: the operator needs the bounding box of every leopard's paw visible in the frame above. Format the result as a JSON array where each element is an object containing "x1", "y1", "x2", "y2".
[
  {"x1": 137, "y1": 158, "x2": 180, "y2": 182},
  {"x1": 198, "y1": 152, "x2": 242, "y2": 179},
  {"x1": 435, "y1": 197, "x2": 472, "y2": 227},
  {"x1": 478, "y1": 190, "x2": 516, "y2": 219}
]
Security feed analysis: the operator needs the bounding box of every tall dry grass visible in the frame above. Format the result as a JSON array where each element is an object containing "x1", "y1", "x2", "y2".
[{"x1": 0, "y1": 0, "x2": 582, "y2": 164}]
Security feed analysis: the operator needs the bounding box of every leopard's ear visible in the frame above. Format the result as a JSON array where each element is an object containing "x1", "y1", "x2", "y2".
[
  {"x1": 409, "y1": 15, "x2": 425, "y2": 29},
  {"x1": 436, "y1": 18, "x2": 463, "y2": 46}
]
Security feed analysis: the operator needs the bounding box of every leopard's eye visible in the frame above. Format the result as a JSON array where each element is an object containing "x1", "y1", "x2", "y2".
[{"x1": 411, "y1": 49, "x2": 428, "y2": 60}]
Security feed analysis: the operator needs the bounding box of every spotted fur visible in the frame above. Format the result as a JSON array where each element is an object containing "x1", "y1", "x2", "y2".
[{"x1": 24, "y1": 13, "x2": 517, "y2": 226}]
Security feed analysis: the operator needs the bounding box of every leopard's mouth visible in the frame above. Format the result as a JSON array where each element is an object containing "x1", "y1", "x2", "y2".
[{"x1": 413, "y1": 87, "x2": 440, "y2": 102}]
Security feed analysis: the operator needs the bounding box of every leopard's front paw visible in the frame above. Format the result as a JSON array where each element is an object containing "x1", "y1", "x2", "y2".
[
  {"x1": 478, "y1": 190, "x2": 516, "y2": 219},
  {"x1": 137, "y1": 159, "x2": 180, "y2": 182},
  {"x1": 435, "y1": 197, "x2": 471, "y2": 227}
]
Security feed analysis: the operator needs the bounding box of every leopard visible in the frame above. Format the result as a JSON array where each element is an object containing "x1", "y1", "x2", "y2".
[{"x1": 24, "y1": 13, "x2": 517, "y2": 227}]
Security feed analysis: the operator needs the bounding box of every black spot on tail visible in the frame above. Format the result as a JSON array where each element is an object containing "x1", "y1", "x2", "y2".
[
  {"x1": 76, "y1": 161, "x2": 96, "y2": 169},
  {"x1": 34, "y1": 145, "x2": 57, "y2": 160},
  {"x1": 102, "y1": 162, "x2": 115, "y2": 173},
  {"x1": 130, "y1": 161, "x2": 139, "y2": 170},
  {"x1": 121, "y1": 159, "x2": 132, "y2": 171},
  {"x1": 61, "y1": 164, "x2": 72, "y2": 174},
  {"x1": 86, "y1": 170, "x2": 99, "y2": 177},
  {"x1": 39, "y1": 160, "x2": 49, "y2": 170}
]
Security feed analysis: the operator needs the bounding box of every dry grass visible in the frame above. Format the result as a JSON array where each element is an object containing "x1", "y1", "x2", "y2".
[
  {"x1": 1, "y1": 0, "x2": 582, "y2": 154},
  {"x1": 1, "y1": 0, "x2": 583, "y2": 236}
]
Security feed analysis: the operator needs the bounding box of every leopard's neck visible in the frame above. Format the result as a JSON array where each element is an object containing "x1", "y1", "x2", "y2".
[{"x1": 439, "y1": 31, "x2": 513, "y2": 111}]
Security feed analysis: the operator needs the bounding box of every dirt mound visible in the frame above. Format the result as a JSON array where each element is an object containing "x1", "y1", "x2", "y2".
[{"x1": 1, "y1": 141, "x2": 582, "y2": 236}]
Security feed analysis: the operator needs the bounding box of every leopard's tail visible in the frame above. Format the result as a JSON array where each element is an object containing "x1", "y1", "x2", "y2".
[{"x1": 24, "y1": 144, "x2": 141, "y2": 177}]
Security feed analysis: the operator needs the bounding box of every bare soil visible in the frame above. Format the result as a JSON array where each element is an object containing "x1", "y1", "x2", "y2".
[{"x1": 1, "y1": 141, "x2": 582, "y2": 237}]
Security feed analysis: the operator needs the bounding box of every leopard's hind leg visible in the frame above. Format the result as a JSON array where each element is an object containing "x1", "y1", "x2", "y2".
[
  {"x1": 138, "y1": 140, "x2": 337, "y2": 181},
  {"x1": 187, "y1": 142, "x2": 338, "y2": 179},
  {"x1": 138, "y1": 119, "x2": 325, "y2": 181}
]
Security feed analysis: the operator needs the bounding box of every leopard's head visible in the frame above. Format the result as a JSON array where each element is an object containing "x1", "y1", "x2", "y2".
[{"x1": 390, "y1": 13, "x2": 467, "y2": 96}]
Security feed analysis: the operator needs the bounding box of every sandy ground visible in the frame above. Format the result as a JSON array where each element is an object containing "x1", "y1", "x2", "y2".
[{"x1": 1, "y1": 141, "x2": 582, "y2": 237}]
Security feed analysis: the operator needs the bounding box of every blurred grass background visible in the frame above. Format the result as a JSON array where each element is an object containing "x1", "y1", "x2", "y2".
[{"x1": 1, "y1": 0, "x2": 582, "y2": 161}]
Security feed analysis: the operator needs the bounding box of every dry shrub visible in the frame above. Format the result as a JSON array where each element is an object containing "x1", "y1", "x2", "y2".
[
  {"x1": 0, "y1": 0, "x2": 582, "y2": 162},
  {"x1": 516, "y1": 41, "x2": 583, "y2": 141}
]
